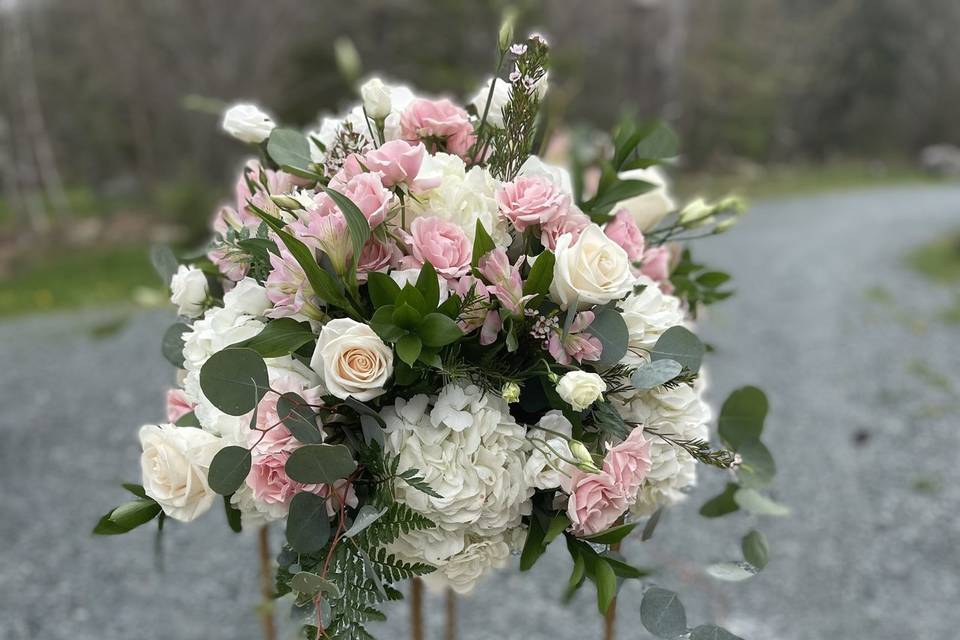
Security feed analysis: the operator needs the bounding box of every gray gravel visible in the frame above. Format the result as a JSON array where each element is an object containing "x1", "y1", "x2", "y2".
[{"x1": 2, "y1": 186, "x2": 960, "y2": 640}]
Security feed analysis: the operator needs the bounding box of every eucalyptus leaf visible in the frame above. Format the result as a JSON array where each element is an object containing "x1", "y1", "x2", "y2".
[
  {"x1": 705, "y1": 561, "x2": 758, "y2": 582},
  {"x1": 736, "y1": 438, "x2": 776, "y2": 489},
  {"x1": 585, "y1": 306, "x2": 629, "y2": 367},
  {"x1": 699, "y1": 483, "x2": 741, "y2": 518},
  {"x1": 289, "y1": 572, "x2": 341, "y2": 598},
  {"x1": 235, "y1": 318, "x2": 314, "y2": 358},
  {"x1": 199, "y1": 348, "x2": 269, "y2": 416},
  {"x1": 267, "y1": 129, "x2": 312, "y2": 172},
  {"x1": 690, "y1": 625, "x2": 744, "y2": 640},
  {"x1": 734, "y1": 488, "x2": 790, "y2": 517},
  {"x1": 741, "y1": 529, "x2": 769, "y2": 570},
  {"x1": 223, "y1": 495, "x2": 243, "y2": 533},
  {"x1": 641, "y1": 507, "x2": 664, "y2": 541},
  {"x1": 285, "y1": 444, "x2": 357, "y2": 484},
  {"x1": 650, "y1": 326, "x2": 705, "y2": 373},
  {"x1": 640, "y1": 586, "x2": 687, "y2": 639},
  {"x1": 161, "y1": 322, "x2": 189, "y2": 368},
  {"x1": 718, "y1": 386, "x2": 768, "y2": 450},
  {"x1": 150, "y1": 245, "x2": 179, "y2": 286},
  {"x1": 277, "y1": 393, "x2": 324, "y2": 444},
  {"x1": 286, "y1": 491, "x2": 331, "y2": 553},
  {"x1": 345, "y1": 505, "x2": 387, "y2": 538},
  {"x1": 631, "y1": 359, "x2": 683, "y2": 390},
  {"x1": 208, "y1": 446, "x2": 252, "y2": 495}
]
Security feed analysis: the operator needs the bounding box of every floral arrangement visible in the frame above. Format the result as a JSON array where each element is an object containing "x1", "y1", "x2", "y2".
[{"x1": 96, "y1": 28, "x2": 782, "y2": 640}]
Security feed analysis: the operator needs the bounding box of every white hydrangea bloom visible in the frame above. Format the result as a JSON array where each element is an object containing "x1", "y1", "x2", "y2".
[
  {"x1": 382, "y1": 385, "x2": 533, "y2": 534},
  {"x1": 406, "y1": 153, "x2": 510, "y2": 245},
  {"x1": 230, "y1": 483, "x2": 282, "y2": 528},
  {"x1": 615, "y1": 383, "x2": 711, "y2": 516},
  {"x1": 524, "y1": 411, "x2": 573, "y2": 490},
  {"x1": 618, "y1": 276, "x2": 685, "y2": 366}
]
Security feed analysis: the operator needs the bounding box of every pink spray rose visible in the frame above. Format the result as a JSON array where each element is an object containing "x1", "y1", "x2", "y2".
[
  {"x1": 337, "y1": 172, "x2": 394, "y2": 228},
  {"x1": 603, "y1": 208, "x2": 646, "y2": 261},
  {"x1": 402, "y1": 216, "x2": 472, "y2": 279},
  {"x1": 362, "y1": 140, "x2": 430, "y2": 188},
  {"x1": 400, "y1": 98, "x2": 477, "y2": 158},
  {"x1": 541, "y1": 208, "x2": 591, "y2": 250},
  {"x1": 165, "y1": 389, "x2": 195, "y2": 423},
  {"x1": 496, "y1": 175, "x2": 570, "y2": 232}
]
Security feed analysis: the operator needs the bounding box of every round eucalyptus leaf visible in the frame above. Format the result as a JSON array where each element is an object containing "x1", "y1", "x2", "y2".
[
  {"x1": 649, "y1": 326, "x2": 705, "y2": 373},
  {"x1": 690, "y1": 625, "x2": 744, "y2": 640},
  {"x1": 741, "y1": 529, "x2": 769, "y2": 570},
  {"x1": 276, "y1": 393, "x2": 323, "y2": 444},
  {"x1": 199, "y1": 348, "x2": 269, "y2": 416},
  {"x1": 289, "y1": 571, "x2": 341, "y2": 598},
  {"x1": 718, "y1": 386, "x2": 768, "y2": 450},
  {"x1": 208, "y1": 446, "x2": 252, "y2": 495},
  {"x1": 705, "y1": 561, "x2": 758, "y2": 582},
  {"x1": 286, "y1": 491, "x2": 331, "y2": 553},
  {"x1": 285, "y1": 444, "x2": 357, "y2": 485},
  {"x1": 631, "y1": 359, "x2": 683, "y2": 390},
  {"x1": 734, "y1": 488, "x2": 791, "y2": 517},
  {"x1": 585, "y1": 306, "x2": 629, "y2": 367},
  {"x1": 640, "y1": 586, "x2": 687, "y2": 639},
  {"x1": 161, "y1": 323, "x2": 190, "y2": 368}
]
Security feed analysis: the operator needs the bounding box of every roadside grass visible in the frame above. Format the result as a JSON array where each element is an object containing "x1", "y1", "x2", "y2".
[
  {"x1": 906, "y1": 232, "x2": 960, "y2": 284},
  {"x1": 0, "y1": 245, "x2": 160, "y2": 317}
]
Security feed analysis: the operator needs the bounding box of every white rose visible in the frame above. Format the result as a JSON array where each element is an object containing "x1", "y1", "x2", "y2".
[
  {"x1": 550, "y1": 224, "x2": 635, "y2": 310},
  {"x1": 169, "y1": 265, "x2": 209, "y2": 318},
  {"x1": 222, "y1": 277, "x2": 271, "y2": 317},
  {"x1": 470, "y1": 77, "x2": 511, "y2": 129},
  {"x1": 221, "y1": 104, "x2": 276, "y2": 144},
  {"x1": 360, "y1": 77, "x2": 392, "y2": 120},
  {"x1": 139, "y1": 423, "x2": 222, "y2": 522},
  {"x1": 311, "y1": 318, "x2": 393, "y2": 401},
  {"x1": 556, "y1": 371, "x2": 606, "y2": 411},
  {"x1": 617, "y1": 166, "x2": 675, "y2": 231}
]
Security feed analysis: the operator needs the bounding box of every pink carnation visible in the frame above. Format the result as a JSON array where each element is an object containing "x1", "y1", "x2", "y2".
[
  {"x1": 357, "y1": 238, "x2": 402, "y2": 282},
  {"x1": 603, "y1": 208, "x2": 646, "y2": 261},
  {"x1": 402, "y1": 216, "x2": 472, "y2": 279},
  {"x1": 496, "y1": 175, "x2": 570, "y2": 232},
  {"x1": 362, "y1": 140, "x2": 430, "y2": 188},
  {"x1": 563, "y1": 468, "x2": 630, "y2": 536},
  {"x1": 604, "y1": 428, "x2": 652, "y2": 497},
  {"x1": 165, "y1": 389, "x2": 195, "y2": 423},
  {"x1": 336, "y1": 172, "x2": 394, "y2": 228},
  {"x1": 541, "y1": 209, "x2": 591, "y2": 250},
  {"x1": 400, "y1": 98, "x2": 476, "y2": 158}
]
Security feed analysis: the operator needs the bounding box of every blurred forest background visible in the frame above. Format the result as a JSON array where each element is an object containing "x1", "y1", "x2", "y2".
[{"x1": 2, "y1": 0, "x2": 960, "y2": 314}]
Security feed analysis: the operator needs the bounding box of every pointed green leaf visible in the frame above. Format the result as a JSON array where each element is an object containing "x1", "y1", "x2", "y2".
[
  {"x1": 396, "y1": 334, "x2": 422, "y2": 366},
  {"x1": 523, "y1": 250, "x2": 555, "y2": 297},
  {"x1": 582, "y1": 522, "x2": 638, "y2": 545},
  {"x1": 277, "y1": 392, "x2": 324, "y2": 444},
  {"x1": 471, "y1": 219, "x2": 496, "y2": 267},
  {"x1": 321, "y1": 186, "x2": 370, "y2": 271},
  {"x1": 234, "y1": 318, "x2": 315, "y2": 358},
  {"x1": 594, "y1": 558, "x2": 617, "y2": 615},
  {"x1": 419, "y1": 313, "x2": 463, "y2": 347},
  {"x1": 366, "y1": 272, "x2": 401, "y2": 309},
  {"x1": 267, "y1": 129, "x2": 312, "y2": 172},
  {"x1": 415, "y1": 262, "x2": 440, "y2": 310}
]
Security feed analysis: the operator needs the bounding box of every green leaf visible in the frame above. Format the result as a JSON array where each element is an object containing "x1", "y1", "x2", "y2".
[
  {"x1": 650, "y1": 326, "x2": 705, "y2": 373},
  {"x1": 544, "y1": 512, "x2": 571, "y2": 544},
  {"x1": 631, "y1": 360, "x2": 683, "y2": 391},
  {"x1": 736, "y1": 438, "x2": 776, "y2": 489},
  {"x1": 734, "y1": 488, "x2": 790, "y2": 517},
  {"x1": 321, "y1": 185, "x2": 370, "y2": 271},
  {"x1": 620, "y1": 121, "x2": 679, "y2": 170},
  {"x1": 705, "y1": 562, "x2": 758, "y2": 582},
  {"x1": 267, "y1": 128, "x2": 313, "y2": 172},
  {"x1": 697, "y1": 271, "x2": 731, "y2": 288},
  {"x1": 415, "y1": 262, "x2": 440, "y2": 310},
  {"x1": 199, "y1": 348, "x2": 269, "y2": 416},
  {"x1": 700, "y1": 483, "x2": 741, "y2": 518},
  {"x1": 641, "y1": 507, "x2": 664, "y2": 541},
  {"x1": 594, "y1": 558, "x2": 617, "y2": 615},
  {"x1": 582, "y1": 522, "x2": 638, "y2": 545},
  {"x1": 519, "y1": 515, "x2": 546, "y2": 571},
  {"x1": 366, "y1": 272, "x2": 401, "y2": 309},
  {"x1": 223, "y1": 495, "x2": 243, "y2": 533},
  {"x1": 690, "y1": 625, "x2": 744, "y2": 640},
  {"x1": 290, "y1": 571, "x2": 341, "y2": 597},
  {"x1": 235, "y1": 318, "x2": 314, "y2": 358},
  {"x1": 585, "y1": 307, "x2": 630, "y2": 367},
  {"x1": 742, "y1": 529, "x2": 769, "y2": 570},
  {"x1": 122, "y1": 483, "x2": 148, "y2": 499},
  {"x1": 393, "y1": 303, "x2": 422, "y2": 331},
  {"x1": 208, "y1": 446, "x2": 252, "y2": 495},
  {"x1": 718, "y1": 386, "x2": 769, "y2": 450},
  {"x1": 523, "y1": 250, "x2": 555, "y2": 297},
  {"x1": 419, "y1": 313, "x2": 463, "y2": 347},
  {"x1": 285, "y1": 444, "x2": 357, "y2": 484},
  {"x1": 590, "y1": 178, "x2": 655, "y2": 213},
  {"x1": 344, "y1": 396, "x2": 387, "y2": 428},
  {"x1": 471, "y1": 219, "x2": 496, "y2": 267},
  {"x1": 395, "y1": 334, "x2": 422, "y2": 366},
  {"x1": 345, "y1": 505, "x2": 387, "y2": 538},
  {"x1": 277, "y1": 393, "x2": 324, "y2": 444},
  {"x1": 640, "y1": 586, "x2": 687, "y2": 639},
  {"x1": 591, "y1": 400, "x2": 631, "y2": 441},
  {"x1": 161, "y1": 322, "x2": 189, "y2": 368},
  {"x1": 150, "y1": 245, "x2": 179, "y2": 285},
  {"x1": 93, "y1": 499, "x2": 161, "y2": 535},
  {"x1": 568, "y1": 548, "x2": 586, "y2": 593},
  {"x1": 174, "y1": 411, "x2": 201, "y2": 427},
  {"x1": 286, "y1": 491, "x2": 331, "y2": 553},
  {"x1": 602, "y1": 552, "x2": 652, "y2": 579}
]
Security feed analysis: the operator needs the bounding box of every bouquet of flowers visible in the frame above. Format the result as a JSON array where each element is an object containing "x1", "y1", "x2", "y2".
[{"x1": 96, "y1": 28, "x2": 781, "y2": 640}]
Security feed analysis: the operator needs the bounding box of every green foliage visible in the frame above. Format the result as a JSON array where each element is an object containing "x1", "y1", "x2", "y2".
[
  {"x1": 233, "y1": 318, "x2": 315, "y2": 358},
  {"x1": 690, "y1": 625, "x2": 744, "y2": 640},
  {"x1": 149, "y1": 245, "x2": 179, "y2": 286},
  {"x1": 699, "y1": 482, "x2": 740, "y2": 518},
  {"x1": 670, "y1": 249, "x2": 734, "y2": 316},
  {"x1": 358, "y1": 502, "x2": 434, "y2": 548},
  {"x1": 650, "y1": 326, "x2": 705, "y2": 374},
  {"x1": 199, "y1": 348, "x2": 270, "y2": 416},
  {"x1": 321, "y1": 186, "x2": 371, "y2": 275},
  {"x1": 93, "y1": 496, "x2": 162, "y2": 535},
  {"x1": 208, "y1": 446, "x2": 252, "y2": 495},
  {"x1": 286, "y1": 491, "x2": 332, "y2": 553},
  {"x1": 161, "y1": 322, "x2": 190, "y2": 368},
  {"x1": 470, "y1": 220, "x2": 497, "y2": 267},
  {"x1": 717, "y1": 386, "x2": 768, "y2": 450},
  {"x1": 267, "y1": 128, "x2": 316, "y2": 178},
  {"x1": 584, "y1": 306, "x2": 629, "y2": 367},
  {"x1": 631, "y1": 359, "x2": 683, "y2": 391},
  {"x1": 590, "y1": 399, "x2": 631, "y2": 441},
  {"x1": 223, "y1": 495, "x2": 243, "y2": 533},
  {"x1": 523, "y1": 249, "x2": 555, "y2": 299},
  {"x1": 640, "y1": 587, "x2": 687, "y2": 639},
  {"x1": 285, "y1": 444, "x2": 357, "y2": 485},
  {"x1": 741, "y1": 529, "x2": 769, "y2": 570},
  {"x1": 734, "y1": 488, "x2": 790, "y2": 517},
  {"x1": 277, "y1": 393, "x2": 325, "y2": 444},
  {"x1": 564, "y1": 536, "x2": 650, "y2": 615},
  {"x1": 581, "y1": 521, "x2": 638, "y2": 545}
]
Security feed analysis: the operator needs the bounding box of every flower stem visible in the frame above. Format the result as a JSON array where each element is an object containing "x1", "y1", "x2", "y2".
[{"x1": 257, "y1": 526, "x2": 277, "y2": 640}]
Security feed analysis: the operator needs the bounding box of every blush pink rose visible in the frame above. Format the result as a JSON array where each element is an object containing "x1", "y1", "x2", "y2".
[
  {"x1": 603, "y1": 208, "x2": 646, "y2": 261},
  {"x1": 640, "y1": 246, "x2": 672, "y2": 287},
  {"x1": 363, "y1": 140, "x2": 431, "y2": 188},
  {"x1": 400, "y1": 98, "x2": 477, "y2": 158},
  {"x1": 563, "y1": 468, "x2": 630, "y2": 536},
  {"x1": 337, "y1": 172, "x2": 393, "y2": 228},
  {"x1": 541, "y1": 209, "x2": 591, "y2": 250},
  {"x1": 402, "y1": 216, "x2": 472, "y2": 278},
  {"x1": 496, "y1": 175, "x2": 570, "y2": 232},
  {"x1": 603, "y1": 428, "x2": 652, "y2": 497},
  {"x1": 165, "y1": 389, "x2": 195, "y2": 423}
]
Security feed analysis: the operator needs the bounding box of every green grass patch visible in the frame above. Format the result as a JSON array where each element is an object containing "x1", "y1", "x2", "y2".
[
  {"x1": 906, "y1": 232, "x2": 960, "y2": 284},
  {"x1": 0, "y1": 245, "x2": 159, "y2": 317}
]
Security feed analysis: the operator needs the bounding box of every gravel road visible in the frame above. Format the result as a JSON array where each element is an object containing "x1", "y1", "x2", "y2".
[{"x1": 2, "y1": 186, "x2": 959, "y2": 640}]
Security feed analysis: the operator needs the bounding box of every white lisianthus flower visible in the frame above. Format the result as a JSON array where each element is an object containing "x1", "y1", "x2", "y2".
[
  {"x1": 556, "y1": 371, "x2": 606, "y2": 411},
  {"x1": 407, "y1": 153, "x2": 510, "y2": 245},
  {"x1": 360, "y1": 77, "x2": 392, "y2": 120},
  {"x1": 310, "y1": 318, "x2": 393, "y2": 401},
  {"x1": 618, "y1": 276, "x2": 685, "y2": 366},
  {"x1": 615, "y1": 384, "x2": 711, "y2": 516},
  {"x1": 139, "y1": 423, "x2": 222, "y2": 522},
  {"x1": 524, "y1": 411, "x2": 574, "y2": 490},
  {"x1": 222, "y1": 104, "x2": 276, "y2": 144},
  {"x1": 470, "y1": 77, "x2": 511, "y2": 129},
  {"x1": 382, "y1": 386, "x2": 533, "y2": 534},
  {"x1": 617, "y1": 166, "x2": 675, "y2": 231},
  {"x1": 550, "y1": 224, "x2": 634, "y2": 310},
  {"x1": 169, "y1": 265, "x2": 209, "y2": 318}
]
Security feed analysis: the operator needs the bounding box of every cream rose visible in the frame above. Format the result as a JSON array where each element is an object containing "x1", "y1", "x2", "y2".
[
  {"x1": 617, "y1": 166, "x2": 675, "y2": 231},
  {"x1": 556, "y1": 371, "x2": 606, "y2": 411},
  {"x1": 139, "y1": 423, "x2": 222, "y2": 522},
  {"x1": 169, "y1": 265, "x2": 209, "y2": 318},
  {"x1": 221, "y1": 104, "x2": 276, "y2": 143},
  {"x1": 550, "y1": 223, "x2": 634, "y2": 310},
  {"x1": 310, "y1": 318, "x2": 393, "y2": 401}
]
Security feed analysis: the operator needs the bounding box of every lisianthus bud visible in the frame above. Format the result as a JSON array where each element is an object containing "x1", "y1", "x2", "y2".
[
  {"x1": 717, "y1": 195, "x2": 746, "y2": 215},
  {"x1": 570, "y1": 440, "x2": 601, "y2": 473},
  {"x1": 334, "y1": 37, "x2": 361, "y2": 84},
  {"x1": 361, "y1": 77, "x2": 391, "y2": 120},
  {"x1": 715, "y1": 217, "x2": 739, "y2": 233},
  {"x1": 498, "y1": 9, "x2": 517, "y2": 53},
  {"x1": 221, "y1": 104, "x2": 275, "y2": 144},
  {"x1": 678, "y1": 198, "x2": 714, "y2": 226},
  {"x1": 501, "y1": 382, "x2": 521, "y2": 403}
]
